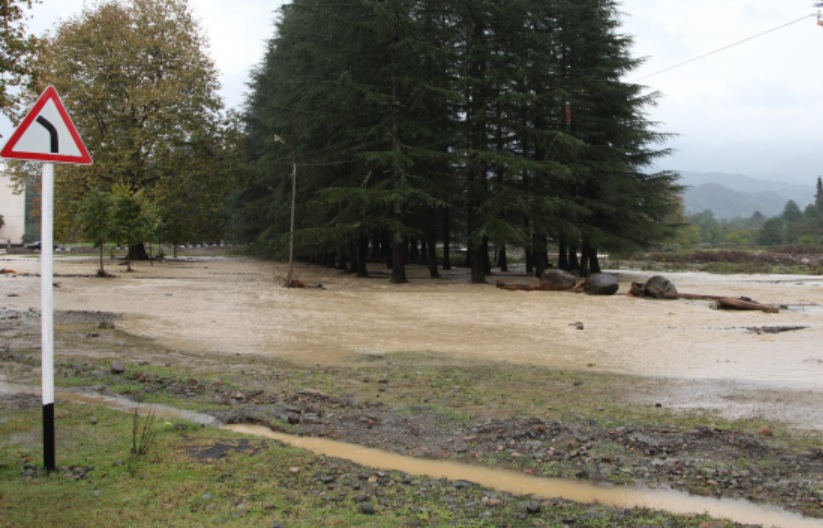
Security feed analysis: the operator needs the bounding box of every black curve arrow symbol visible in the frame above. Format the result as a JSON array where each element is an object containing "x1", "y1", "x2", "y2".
[{"x1": 36, "y1": 116, "x2": 59, "y2": 153}]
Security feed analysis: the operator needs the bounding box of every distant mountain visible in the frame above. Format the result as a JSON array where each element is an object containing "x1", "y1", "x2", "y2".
[{"x1": 677, "y1": 171, "x2": 816, "y2": 220}]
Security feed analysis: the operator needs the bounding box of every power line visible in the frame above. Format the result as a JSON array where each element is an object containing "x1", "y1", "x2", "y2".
[{"x1": 634, "y1": 13, "x2": 817, "y2": 82}]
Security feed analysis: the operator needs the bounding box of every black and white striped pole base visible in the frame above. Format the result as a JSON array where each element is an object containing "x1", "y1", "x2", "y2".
[{"x1": 41, "y1": 162, "x2": 56, "y2": 472}]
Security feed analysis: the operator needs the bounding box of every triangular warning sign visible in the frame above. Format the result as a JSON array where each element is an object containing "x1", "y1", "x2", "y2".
[{"x1": 1, "y1": 85, "x2": 92, "y2": 165}]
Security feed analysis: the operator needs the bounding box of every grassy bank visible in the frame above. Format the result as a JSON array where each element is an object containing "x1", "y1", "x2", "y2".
[{"x1": 1, "y1": 401, "x2": 738, "y2": 528}]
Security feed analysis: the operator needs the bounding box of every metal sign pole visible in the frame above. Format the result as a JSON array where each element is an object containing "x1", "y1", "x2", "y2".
[
  {"x1": 0, "y1": 86, "x2": 92, "y2": 473},
  {"x1": 41, "y1": 162, "x2": 56, "y2": 471}
]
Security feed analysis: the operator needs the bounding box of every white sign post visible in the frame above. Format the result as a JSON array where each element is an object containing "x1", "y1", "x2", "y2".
[{"x1": 1, "y1": 85, "x2": 92, "y2": 471}]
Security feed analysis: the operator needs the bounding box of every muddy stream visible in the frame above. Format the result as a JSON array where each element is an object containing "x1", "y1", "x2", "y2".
[{"x1": 0, "y1": 381, "x2": 818, "y2": 528}]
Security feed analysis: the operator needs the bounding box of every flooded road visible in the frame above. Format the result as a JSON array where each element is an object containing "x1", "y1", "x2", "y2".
[{"x1": 2, "y1": 254, "x2": 822, "y2": 427}]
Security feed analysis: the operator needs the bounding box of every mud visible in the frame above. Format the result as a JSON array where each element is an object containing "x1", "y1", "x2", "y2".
[
  {"x1": 2, "y1": 254, "x2": 823, "y2": 524},
  {"x1": 2, "y1": 254, "x2": 822, "y2": 429}
]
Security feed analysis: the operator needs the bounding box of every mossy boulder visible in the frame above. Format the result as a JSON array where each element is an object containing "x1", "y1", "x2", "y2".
[
  {"x1": 539, "y1": 269, "x2": 577, "y2": 290},
  {"x1": 644, "y1": 275, "x2": 678, "y2": 299}
]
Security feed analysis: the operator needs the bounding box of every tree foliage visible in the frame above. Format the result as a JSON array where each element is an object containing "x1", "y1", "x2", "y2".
[
  {"x1": 20, "y1": 0, "x2": 237, "y2": 251},
  {"x1": 236, "y1": 0, "x2": 682, "y2": 281},
  {"x1": 77, "y1": 187, "x2": 116, "y2": 274},
  {"x1": 0, "y1": 0, "x2": 41, "y2": 116}
]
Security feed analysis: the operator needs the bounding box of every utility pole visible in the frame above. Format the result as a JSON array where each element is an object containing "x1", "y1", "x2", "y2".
[{"x1": 274, "y1": 134, "x2": 297, "y2": 287}]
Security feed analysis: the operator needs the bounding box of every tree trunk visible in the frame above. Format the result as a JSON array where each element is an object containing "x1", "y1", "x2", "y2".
[
  {"x1": 383, "y1": 231, "x2": 392, "y2": 268},
  {"x1": 588, "y1": 246, "x2": 601, "y2": 274},
  {"x1": 558, "y1": 238, "x2": 568, "y2": 271},
  {"x1": 425, "y1": 212, "x2": 440, "y2": 278},
  {"x1": 426, "y1": 229, "x2": 439, "y2": 278},
  {"x1": 497, "y1": 246, "x2": 508, "y2": 272},
  {"x1": 356, "y1": 234, "x2": 369, "y2": 277},
  {"x1": 579, "y1": 243, "x2": 590, "y2": 277},
  {"x1": 128, "y1": 242, "x2": 150, "y2": 261},
  {"x1": 568, "y1": 243, "x2": 579, "y2": 272},
  {"x1": 390, "y1": 231, "x2": 408, "y2": 283},
  {"x1": 98, "y1": 245, "x2": 105, "y2": 276},
  {"x1": 532, "y1": 233, "x2": 548, "y2": 278},
  {"x1": 482, "y1": 236, "x2": 491, "y2": 275},
  {"x1": 441, "y1": 210, "x2": 451, "y2": 270},
  {"x1": 469, "y1": 244, "x2": 486, "y2": 283}
]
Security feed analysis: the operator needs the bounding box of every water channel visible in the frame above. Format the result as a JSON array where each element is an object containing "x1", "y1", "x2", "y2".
[{"x1": 2, "y1": 383, "x2": 819, "y2": 528}]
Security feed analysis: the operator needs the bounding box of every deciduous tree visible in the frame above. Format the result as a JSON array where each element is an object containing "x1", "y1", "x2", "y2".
[
  {"x1": 27, "y1": 0, "x2": 234, "y2": 256},
  {"x1": 0, "y1": 0, "x2": 41, "y2": 116}
]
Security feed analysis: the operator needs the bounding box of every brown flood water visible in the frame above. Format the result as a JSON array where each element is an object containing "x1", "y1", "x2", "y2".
[
  {"x1": 0, "y1": 382, "x2": 817, "y2": 528},
  {"x1": 2, "y1": 254, "x2": 823, "y2": 429}
]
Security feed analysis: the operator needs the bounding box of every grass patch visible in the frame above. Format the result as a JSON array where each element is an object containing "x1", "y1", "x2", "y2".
[{"x1": 0, "y1": 403, "x2": 737, "y2": 528}]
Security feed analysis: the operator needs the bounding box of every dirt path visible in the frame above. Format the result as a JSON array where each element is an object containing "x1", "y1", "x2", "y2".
[{"x1": 2, "y1": 253, "x2": 823, "y2": 430}]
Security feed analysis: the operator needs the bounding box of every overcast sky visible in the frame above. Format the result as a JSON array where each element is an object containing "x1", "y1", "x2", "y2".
[{"x1": 5, "y1": 0, "x2": 822, "y2": 184}]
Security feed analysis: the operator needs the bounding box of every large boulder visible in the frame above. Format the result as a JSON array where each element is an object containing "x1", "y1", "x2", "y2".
[
  {"x1": 583, "y1": 273, "x2": 619, "y2": 295},
  {"x1": 539, "y1": 269, "x2": 577, "y2": 291},
  {"x1": 643, "y1": 275, "x2": 678, "y2": 299}
]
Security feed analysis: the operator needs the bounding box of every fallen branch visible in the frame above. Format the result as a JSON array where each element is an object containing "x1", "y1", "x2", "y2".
[
  {"x1": 711, "y1": 297, "x2": 779, "y2": 313},
  {"x1": 745, "y1": 325, "x2": 808, "y2": 334},
  {"x1": 630, "y1": 279, "x2": 779, "y2": 313},
  {"x1": 495, "y1": 280, "x2": 540, "y2": 291}
]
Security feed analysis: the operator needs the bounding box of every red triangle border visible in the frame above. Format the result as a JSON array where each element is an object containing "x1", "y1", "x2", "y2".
[{"x1": 0, "y1": 85, "x2": 92, "y2": 165}]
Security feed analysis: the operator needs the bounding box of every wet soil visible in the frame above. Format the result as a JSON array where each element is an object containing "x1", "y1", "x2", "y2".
[{"x1": 2, "y1": 254, "x2": 823, "y2": 524}]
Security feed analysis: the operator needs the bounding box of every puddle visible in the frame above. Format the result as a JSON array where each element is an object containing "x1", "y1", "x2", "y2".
[
  {"x1": 227, "y1": 424, "x2": 821, "y2": 528},
  {"x1": 2, "y1": 382, "x2": 817, "y2": 528}
]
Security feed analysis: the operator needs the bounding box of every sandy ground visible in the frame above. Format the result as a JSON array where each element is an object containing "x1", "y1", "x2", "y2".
[{"x1": 2, "y1": 253, "x2": 822, "y2": 430}]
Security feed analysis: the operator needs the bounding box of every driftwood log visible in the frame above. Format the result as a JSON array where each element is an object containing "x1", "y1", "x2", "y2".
[
  {"x1": 495, "y1": 278, "x2": 587, "y2": 292},
  {"x1": 629, "y1": 280, "x2": 779, "y2": 313}
]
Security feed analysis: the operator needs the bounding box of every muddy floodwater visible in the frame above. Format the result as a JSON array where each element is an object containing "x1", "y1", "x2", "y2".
[{"x1": 2, "y1": 254, "x2": 822, "y2": 429}]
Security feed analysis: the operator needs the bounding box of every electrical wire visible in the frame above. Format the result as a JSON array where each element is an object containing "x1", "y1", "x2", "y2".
[{"x1": 634, "y1": 13, "x2": 817, "y2": 82}]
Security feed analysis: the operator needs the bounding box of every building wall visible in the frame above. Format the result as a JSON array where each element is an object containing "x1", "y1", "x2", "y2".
[{"x1": 0, "y1": 172, "x2": 26, "y2": 245}]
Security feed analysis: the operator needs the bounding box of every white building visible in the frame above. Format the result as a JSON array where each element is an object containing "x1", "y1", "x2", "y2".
[{"x1": 0, "y1": 171, "x2": 26, "y2": 245}]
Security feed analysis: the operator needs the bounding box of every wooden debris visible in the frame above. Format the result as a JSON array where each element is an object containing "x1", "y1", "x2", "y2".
[
  {"x1": 745, "y1": 325, "x2": 808, "y2": 334},
  {"x1": 495, "y1": 278, "x2": 588, "y2": 292},
  {"x1": 495, "y1": 280, "x2": 539, "y2": 291},
  {"x1": 630, "y1": 278, "x2": 779, "y2": 313},
  {"x1": 711, "y1": 297, "x2": 779, "y2": 313}
]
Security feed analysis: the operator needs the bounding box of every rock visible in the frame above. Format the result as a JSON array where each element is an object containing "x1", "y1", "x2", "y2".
[
  {"x1": 525, "y1": 500, "x2": 541, "y2": 514},
  {"x1": 111, "y1": 361, "x2": 125, "y2": 375},
  {"x1": 482, "y1": 496, "x2": 502, "y2": 507},
  {"x1": 453, "y1": 479, "x2": 475, "y2": 489},
  {"x1": 360, "y1": 502, "x2": 375, "y2": 514},
  {"x1": 643, "y1": 275, "x2": 678, "y2": 299},
  {"x1": 539, "y1": 269, "x2": 577, "y2": 291},
  {"x1": 583, "y1": 273, "x2": 619, "y2": 295}
]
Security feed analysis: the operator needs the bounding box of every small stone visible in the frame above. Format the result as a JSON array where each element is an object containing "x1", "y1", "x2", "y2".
[
  {"x1": 756, "y1": 427, "x2": 773, "y2": 437},
  {"x1": 89, "y1": 417, "x2": 98, "y2": 425},
  {"x1": 482, "y1": 496, "x2": 502, "y2": 507},
  {"x1": 525, "y1": 501, "x2": 541, "y2": 514},
  {"x1": 111, "y1": 361, "x2": 125, "y2": 375},
  {"x1": 360, "y1": 502, "x2": 375, "y2": 515}
]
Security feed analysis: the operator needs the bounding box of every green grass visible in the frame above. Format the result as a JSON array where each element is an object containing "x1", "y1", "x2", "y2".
[{"x1": 0, "y1": 404, "x2": 736, "y2": 528}]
